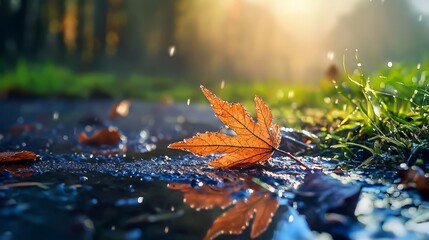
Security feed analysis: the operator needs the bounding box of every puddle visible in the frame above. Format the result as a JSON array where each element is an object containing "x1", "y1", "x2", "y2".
[{"x1": 0, "y1": 100, "x2": 428, "y2": 239}]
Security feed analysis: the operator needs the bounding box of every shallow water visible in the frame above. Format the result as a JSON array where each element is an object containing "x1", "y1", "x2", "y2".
[{"x1": 0, "y1": 100, "x2": 428, "y2": 240}]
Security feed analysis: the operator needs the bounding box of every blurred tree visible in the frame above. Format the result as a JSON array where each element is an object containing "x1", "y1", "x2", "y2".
[
  {"x1": 0, "y1": 0, "x2": 427, "y2": 82},
  {"x1": 123, "y1": 0, "x2": 177, "y2": 73},
  {"x1": 0, "y1": 0, "x2": 43, "y2": 59}
]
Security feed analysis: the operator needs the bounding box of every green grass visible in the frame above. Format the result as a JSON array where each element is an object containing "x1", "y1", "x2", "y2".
[
  {"x1": 0, "y1": 60, "x2": 324, "y2": 107},
  {"x1": 316, "y1": 56, "x2": 429, "y2": 167},
  {"x1": 1, "y1": 59, "x2": 428, "y2": 167}
]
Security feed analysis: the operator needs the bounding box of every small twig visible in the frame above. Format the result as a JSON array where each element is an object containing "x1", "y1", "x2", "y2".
[{"x1": 274, "y1": 148, "x2": 311, "y2": 170}]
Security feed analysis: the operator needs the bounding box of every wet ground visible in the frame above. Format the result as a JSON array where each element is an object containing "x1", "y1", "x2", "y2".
[{"x1": 0, "y1": 100, "x2": 428, "y2": 240}]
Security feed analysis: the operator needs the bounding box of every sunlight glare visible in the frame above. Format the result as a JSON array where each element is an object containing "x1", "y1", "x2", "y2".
[{"x1": 327, "y1": 51, "x2": 335, "y2": 61}]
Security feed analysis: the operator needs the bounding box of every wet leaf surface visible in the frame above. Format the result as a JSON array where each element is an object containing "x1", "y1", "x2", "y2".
[
  {"x1": 169, "y1": 86, "x2": 309, "y2": 169},
  {"x1": 0, "y1": 151, "x2": 38, "y2": 163},
  {"x1": 169, "y1": 86, "x2": 282, "y2": 168}
]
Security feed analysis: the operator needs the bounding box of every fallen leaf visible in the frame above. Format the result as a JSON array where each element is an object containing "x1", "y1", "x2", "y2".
[
  {"x1": 169, "y1": 86, "x2": 309, "y2": 169},
  {"x1": 109, "y1": 99, "x2": 131, "y2": 119},
  {"x1": 398, "y1": 165, "x2": 429, "y2": 190},
  {"x1": 398, "y1": 165, "x2": 429, "y2": 199},
  {"x1": 77, "y1": 128, "x2": 122, "y2": 147},
  {"x1": 0, "y1": 151, "x2": 38, "y2": 163}
]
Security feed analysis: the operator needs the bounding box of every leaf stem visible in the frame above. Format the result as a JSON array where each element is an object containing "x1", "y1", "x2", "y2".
[{"x1": 274, "y1": 148, "x2": 312, "y2": 170}]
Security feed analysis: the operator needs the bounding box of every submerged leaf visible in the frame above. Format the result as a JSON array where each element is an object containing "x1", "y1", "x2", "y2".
[{"x1": 168, "y1": 86, "x2": 281, "y2": 168}]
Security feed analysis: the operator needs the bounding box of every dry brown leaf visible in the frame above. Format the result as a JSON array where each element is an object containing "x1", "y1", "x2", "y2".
[
  {"x1": 168, "y1": 86, "x2": 309, "y2": 169},
  {"x1": 398, "y1": 165, "x2": 429, "y2": 193},
  {"x1": 0, "y1": 151, "x2": 38, "y2": 163},
  {"x1": 77, "y1": 128, "x2": 122, "y2": 147}
]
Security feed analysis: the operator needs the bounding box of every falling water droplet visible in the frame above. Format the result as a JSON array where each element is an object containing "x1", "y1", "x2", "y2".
[
  {"x1": 220, "y1": 80, "x2": 225, "y2": 89},
  {"x1": 168, "y1": 46, "x2": 175, "y2": 56},
  {"x1": 53, "y1": 112, "x2": 59, "y2": 121},
  {"x1": 387, "y1": 61, "x2": 393, "y2": 68},
  {"x1": 187, "y1": 98, "x2": 190, "y2": 106}
]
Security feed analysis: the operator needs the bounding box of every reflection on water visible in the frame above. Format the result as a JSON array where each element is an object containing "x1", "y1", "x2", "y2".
[
  {"x1": 1, "y1": 100, "x2": 428, "y2": 239},
  {"x1": 0, "y1": 164, "x2": 33, "y2": 178},
  {"x1": 168, "y1": 176, "x2": 279, "y2": 239}
]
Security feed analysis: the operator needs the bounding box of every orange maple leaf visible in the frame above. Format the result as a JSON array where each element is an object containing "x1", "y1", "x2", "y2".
[{"x1": 168, "y1": 86, "x2": 309, "y2": 169}]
